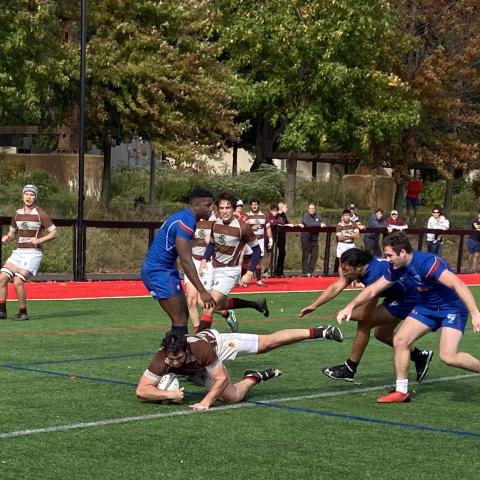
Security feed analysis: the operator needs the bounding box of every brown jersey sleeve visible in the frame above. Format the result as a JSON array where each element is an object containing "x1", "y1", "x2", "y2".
[
  {"x1": 189, "y1": 340, "x2": 219, "y2": 369},
  {"x1": 240, "y1": 222, "x2": 258, "y2": 246},
  {"x1": 145, "y1": 350, "x2": 169, "y2": 378}
]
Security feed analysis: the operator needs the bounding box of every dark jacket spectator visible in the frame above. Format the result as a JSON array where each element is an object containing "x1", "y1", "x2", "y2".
[
  {"x1": 300, "y1": 203, "x2": 325, "y2": 276},
  {"x1": 363, "y1": 208, "x2": 387, "y2": 257}
]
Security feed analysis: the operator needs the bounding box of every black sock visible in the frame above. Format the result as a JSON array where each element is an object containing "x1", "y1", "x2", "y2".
[
  {"x1": 346, "y1": 359, "x2": 359, "y2": 372},
  {"x1": 0, "y1": 303, "x2": 6, "y2": 313},
  {"x1": 410, "y1": 347, "x2": 421, "y2": 361},
  {"x1": 19, "y1": 307, "x2": 27, "y2": 315},
  {"x1": 230, "y1": 298, "x2": 259, "y2": 310},
  {"x1": 170, "y1": 324, "x2": 188, "y2": 336}
]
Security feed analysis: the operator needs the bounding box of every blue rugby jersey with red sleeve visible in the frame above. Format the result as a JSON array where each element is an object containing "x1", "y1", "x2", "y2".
[
  {"x1": 383, "y1": 251, "x2": 460, "y2": 307},
  {"x1": 143, "y1": 208, "x2": 196, "y2": 269}
]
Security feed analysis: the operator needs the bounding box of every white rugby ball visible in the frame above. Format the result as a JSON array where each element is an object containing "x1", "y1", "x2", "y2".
[{"x1": 157, "y1": 373, "x2": 180, "y2": 391}]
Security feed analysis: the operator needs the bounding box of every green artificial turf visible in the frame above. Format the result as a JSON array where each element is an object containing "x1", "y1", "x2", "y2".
[{"x1": 1, "y1": 290, "x2": 480, "y2": 479}]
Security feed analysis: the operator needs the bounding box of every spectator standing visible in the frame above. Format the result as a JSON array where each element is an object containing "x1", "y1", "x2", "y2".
[
  {"x1": 386, "y1": 210, "x2": 408, "y2": 232},
  {"x1": 300, "y1": 203, "x2": 325, "y2": 277},
  {"x1": 363, "y1": 208, "x2": 387, "y2": 257},
  {"x1": 426, "y1": 207, "x2": 449, "y2": 256},
  {"x1": 406, "y1": 172, "x2": 423, "y2": 223},
  {"x1": 264, "y1": 204, "x2": 280, "y2": 277},
  {"x1": 335, "y1": 209, "x2": 360, "y2": 271},
  {"x1": 234, "y1": 199, "x2": 248, "y2": 222},
  {"x1": 468, "y1": 210, "x2": 480, "y2": 272},
  {"x1": 274, "y1": 202, "x2": 295, "y2": 277}
]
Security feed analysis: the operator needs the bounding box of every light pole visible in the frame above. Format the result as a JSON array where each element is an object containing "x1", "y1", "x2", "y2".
[{"x1": 75, "y1": 0, "x2": 87, "y2": 281}]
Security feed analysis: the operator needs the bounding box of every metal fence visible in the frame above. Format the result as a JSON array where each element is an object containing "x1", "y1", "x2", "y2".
[{"x1": 0, "y1": 217, "x2": 475, "y2": 280}]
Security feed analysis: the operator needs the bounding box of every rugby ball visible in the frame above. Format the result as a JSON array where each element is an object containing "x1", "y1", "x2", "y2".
[{"x1": 157, "y1": 373, "x2": 180, "y2": 391}]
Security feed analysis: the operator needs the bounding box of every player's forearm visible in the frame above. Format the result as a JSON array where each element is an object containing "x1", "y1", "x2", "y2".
[
  {"x1": 38, "y1": 229, "x2": 58, "y2": 244},
  {"x1": 200, "y1": 378, "x2": 229, "y2": 407},
  {"x1": 311, "y1": 283, "x2": 346, "y2": 308},
  {"x1": 346, "y1": 286, "x2": 378, "y2": 310},
  {"x1": 136, "y1": 385, "x2": 178, "y2": 402},
  {"x1": 455, "y1": 282, "x2": 480, "y2": 316}
]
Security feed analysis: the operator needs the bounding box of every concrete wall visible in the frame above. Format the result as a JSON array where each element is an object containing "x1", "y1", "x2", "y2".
[
  {"x1": 0, "y1": 153, "x2": 103, "y2": 198},
  {"x1": 340, "y1": 174, "x2": 396, "y2": 210}
]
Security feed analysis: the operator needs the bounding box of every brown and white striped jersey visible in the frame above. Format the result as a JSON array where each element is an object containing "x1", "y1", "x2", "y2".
[
  {"x1": 192, "y1": 219, "x2": 214, "y2": 261},
  {"x1": 210, "y1": 217, "x2": 258, "y2": 268},
  {"x1": 9, "y1": 207, "x2": 56, "y2": 249},
  {"x1": 146, "y1": 330, "x2": 220, "y2": 377},
  {"x1": 336, "y1": 221, "x2": 359, "y2": 243},
  {"x1": 245, "y1": 211, "x2": 269, "y2": 241}
]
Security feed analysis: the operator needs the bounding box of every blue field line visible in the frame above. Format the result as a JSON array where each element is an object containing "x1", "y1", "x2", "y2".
[
  {"x1": 0, "y1": 363, "x2": 204, "y2": 397},
  {"x1": 10, "y1": 351, "x2": 154, "y2": 366},
  {"x1": 248, "y1": 399, "x2": 480, "y2": 439}
]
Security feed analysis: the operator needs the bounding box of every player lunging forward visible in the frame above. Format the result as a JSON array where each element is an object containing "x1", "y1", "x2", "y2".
[
  {"x1": 337, "y1": 231, "x2": 480, "y2": 403},
  {"x1": 136, "y1": 325, "x2": 343, "y2": 409},
  {"x1": 299, "y1": 248, "x2": 432, "y2": 382}
]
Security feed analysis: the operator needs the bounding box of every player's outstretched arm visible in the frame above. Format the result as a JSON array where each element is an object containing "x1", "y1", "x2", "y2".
[
  {"x1": 299, "y1": 277, "x2": 350, "y2": 317},
  {"x1": 438, "y1": 270, "x2": 480, "y2": 333},
  {"x1": 336, "y1": 277, "x2": 392, "y2": 323},
  {"x1": 190, "y1": 363, "x2": 229, "y2": 411},
  {"x1": 136, "y1": 374, "x2": 185, "y2": 403}
]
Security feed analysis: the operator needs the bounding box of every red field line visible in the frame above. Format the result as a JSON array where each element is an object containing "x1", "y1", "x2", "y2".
[{"x1": 6, "y1": 274, "x2": 480, "y2": 301}]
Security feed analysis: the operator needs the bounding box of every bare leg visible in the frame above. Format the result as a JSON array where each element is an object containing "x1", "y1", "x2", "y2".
[
  {"x1": 185, "y1": 283, "x2": 200, "y2": 330},
  {"x1": 257, "y1": 328, "x2": 311, "y2": 353},
  {"x1": 0, "y1": 273, "x2": 9, "y2": 302},
  {"x1": 392, "y1": 316, "x2": 431, "y2": 381},
  {"x1": 438, "y1": 327, "x2": 480, "y2": 372},
  {"x1": 158, "y1": 291, "x2": 189, "y2": 327},
  {"x1": 219, "y1": 379, "x2": 255, "y2": 404}
]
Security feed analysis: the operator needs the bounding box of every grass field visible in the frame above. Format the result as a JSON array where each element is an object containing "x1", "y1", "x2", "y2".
[{"x1": 1, "y1": 289, "x2": 480, "y2": 479}]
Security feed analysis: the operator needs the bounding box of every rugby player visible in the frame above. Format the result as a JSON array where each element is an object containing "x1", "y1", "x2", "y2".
[
  {"x1": 136, "y1": 324, "x2": 343, "y2": 409},
  {"x1": 185, "y1": 213, "x2": 238, "y2": 333},
  {"x1": 337, "y1": 231, "x2": 480, "y2": 403},
  {"x1": 299, "y1": 248, "x2": 432, "y2": 382},
  {"x1": 0, "y1": 185, "x2": 58, "y2": 320},
  {"x1": 141, "y1": 188, "x2": 216, "y2": 335},
  {"x1": 198, "y1": 193, "x2": 270, "y2": 331},
  {"x1": 245, "y1": 198, "x2": 273, "y2": 286}
]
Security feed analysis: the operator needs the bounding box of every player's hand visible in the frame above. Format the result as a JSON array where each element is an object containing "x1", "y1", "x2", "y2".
[
  {"x1": 336, "y1": 306, "x2": 353, "y2": 324},
  {"x1": 1, "y1": 234, "x2": 8, "y2": 244},
  {"x1": 239, "y1": 271, "x2": 253, "y2": 287},
  {"x1": 387, "y1": 226, "x2": 393, "y2": 233},
  {"x1": 169, "y1": 387, "x2": 185, "y2": 403},
  {"x1": 199, "y1": 290, "x2": 216, "y2": 310},
  {"x1": 268, "y1": 238, "x2": 274, "y2": 249},
  {"x1": 190, "y1": 402, "x2": 210, "y2": 411},
  {"x1": 471, "y1": 313, "x2": 480, "y2": 333},
  {"x1": 30, "y1": 237, "x2": 41, "y2": 246},
  {"x1": 299, "y1": 305, "x2": 316, "y2": 317}
]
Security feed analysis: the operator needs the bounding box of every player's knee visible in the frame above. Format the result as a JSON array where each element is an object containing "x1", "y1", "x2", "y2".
[
  {"x1": 392, "y1": 333, "x2": 409, "y2": 350},
  {"x1": 438, "y1": 351, "x2": 457, "y2": 366}
]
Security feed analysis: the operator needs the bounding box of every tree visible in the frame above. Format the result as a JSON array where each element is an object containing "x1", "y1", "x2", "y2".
[
  {"x1": 67, "y1": 0, "x2": 237, "y2": 201},
  {"x1": 392, "y1": 0, "x2": 480, "y2": 177},
  {"x1": 217, "y1": 0, "x2": 420, "y2": 207},
  {"x1": 0, "y1": 1, "x2": 72, "y2": 126}
]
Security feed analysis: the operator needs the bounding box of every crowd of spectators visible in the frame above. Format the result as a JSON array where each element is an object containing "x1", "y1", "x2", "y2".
[{"x1": 230, "y1": 172, "x2": 479, "y2": 280}]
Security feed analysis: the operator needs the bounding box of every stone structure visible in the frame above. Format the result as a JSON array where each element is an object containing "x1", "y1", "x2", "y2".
[{"x1": 340, "y1": 174, "x2": 397, "y2": 210}]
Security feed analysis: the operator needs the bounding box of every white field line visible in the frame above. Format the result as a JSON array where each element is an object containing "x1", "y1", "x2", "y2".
[{"x1": 1, "y1": 372, "x2": 478, "y2": 439}]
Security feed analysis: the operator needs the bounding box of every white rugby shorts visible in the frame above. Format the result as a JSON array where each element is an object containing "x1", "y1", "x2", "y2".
[
  {"x1": 184, "y1": 258, "x2": 213, "y2": 291},
  {"x1": 211, "y1": 266, "x2": 241, "y2": 296},
  {"x1": 336, "y1": 242, "x2": 356, "y2": 259},
  {"x1": 4, "y1": 248, "x2": 43, "y2": 276}
]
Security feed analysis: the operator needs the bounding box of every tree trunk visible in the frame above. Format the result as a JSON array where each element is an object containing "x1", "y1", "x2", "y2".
[
  {"x1": 149, "y1": 148, "x2": 156, "y2": 205},
  {"x1": 232, "y1": 144, "x2": 238, "y2": 176},
  {"x1": 444, "y1": 177, "x2": 453, "y2": 217},
  {"x1": 285, "y1": 155, "x2": 297, "y2": 211},
  {"x1": 101, "y1": 138, "x2": 112, "y2": 204},
  {"x1": 394, "y1": 178, "x2": 406, "y2": 213}
]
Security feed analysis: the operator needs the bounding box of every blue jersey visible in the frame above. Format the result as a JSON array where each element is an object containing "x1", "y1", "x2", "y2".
[
  {"x1": 362, "y1": 257, "x2": 408, "y2": 300},
  {"x1": 383, "y1": 251, "x2": 460, "y2": 307},
  {"x1": 143, "y1": 208, "x2": 196, "y2": 270}
]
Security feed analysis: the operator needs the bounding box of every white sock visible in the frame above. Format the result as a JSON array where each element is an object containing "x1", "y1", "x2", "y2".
[{"x1": 396, "y1": 378, "x2": 409, "y2": 394}]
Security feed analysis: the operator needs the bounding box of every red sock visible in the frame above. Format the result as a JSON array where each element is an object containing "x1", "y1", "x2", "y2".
[
  {"x1": 198, "y1": 314, "x2": 213, "y2": 332},
  {"x1": 227, "y1": 298, "x2": 234, "y2": 309}
]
